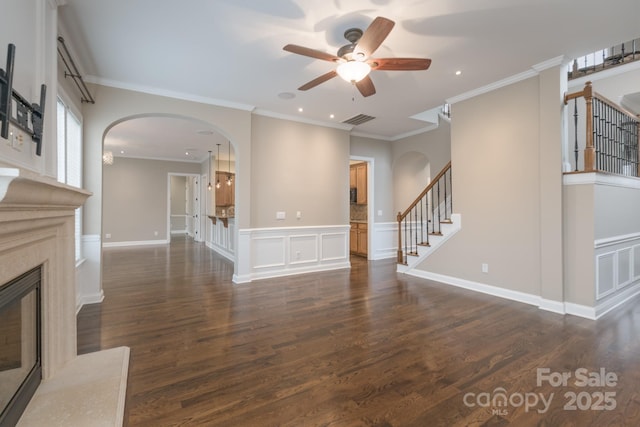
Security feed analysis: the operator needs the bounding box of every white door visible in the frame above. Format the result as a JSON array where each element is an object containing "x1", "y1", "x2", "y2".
[
  {"x1": 185, "y1": 179, "x2": 193, "y2": 237},
  {"x1": 192, "y1": 176, "x2": 201, "y2": 242}
]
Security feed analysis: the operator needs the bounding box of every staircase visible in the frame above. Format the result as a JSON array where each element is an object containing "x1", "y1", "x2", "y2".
[{"x1": 396, "y1": 162, "x2": 461, "y2": 273}]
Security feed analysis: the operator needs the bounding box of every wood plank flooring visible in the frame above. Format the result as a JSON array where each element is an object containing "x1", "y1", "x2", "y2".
[{"x1": 77, "y1": 236, "x2": 640, "y2": 426}]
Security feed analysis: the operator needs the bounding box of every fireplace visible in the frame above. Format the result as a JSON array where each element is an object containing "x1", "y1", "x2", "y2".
[
  {"x1": 0, "y1": 166, "x2": 90, "y2": 424},
  {"x1": 0, "y1": 266, "x2": 41, "y2": 427}
]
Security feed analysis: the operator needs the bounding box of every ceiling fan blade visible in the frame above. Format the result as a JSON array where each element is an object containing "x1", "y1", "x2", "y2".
[
  {"x1": 355, "y1": 76, "x2": 376, "y2": 97},
  {"x1": 283, "y1": 44, "x2": 340, "y2": 62},
  {"x1": 354, "y1": 17, "x2": 395, "y2": 59},
  {"x1": 371, "y1": 57, "x2": 432, "y2": 71},
  {"x1": 298, "y1": 70, "x2": 338, "y2": 91}
]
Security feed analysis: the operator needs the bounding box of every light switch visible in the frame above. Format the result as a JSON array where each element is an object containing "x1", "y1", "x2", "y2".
[
  {"x1": 296, "y1": 211, "x2": 301, "y2": 219},
  {"x1": 276, "y1": 211, "x2": 286, "y2": 220}
]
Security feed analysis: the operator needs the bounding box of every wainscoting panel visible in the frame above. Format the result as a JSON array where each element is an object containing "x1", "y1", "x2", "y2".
[
  {"x1": 595, "y1": 233, "x2": 640, "y2": 303},
  {"x1": 596, "y1": 252, "x2": 616, "y2": 300},
  {"x1": 371, "y1": 222, "x2": 398, "y2": 260},
  {"x1": 206, "y1": 218, "x2": 235, "y2": 261},
  {"x1": 320, "y1": 233, "x2": 347, "y2": 262},
  {"x1": 252, "y1": 236, "x2": 286, "y2": 269},
  {"x1": 236, "y1": 225, "x2": 350, "y2": 282},
  {"x1": 290, "y1": 235, "x2": 319, "y2": 265}
]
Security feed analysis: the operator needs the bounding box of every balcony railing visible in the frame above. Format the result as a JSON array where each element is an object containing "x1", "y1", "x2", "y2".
[
  {"x1": 568, "y1": 38, "x2": 640, "y2": 80},
  {"x1": 565, "y1": 81, "x2": 639, "y2": 177}
]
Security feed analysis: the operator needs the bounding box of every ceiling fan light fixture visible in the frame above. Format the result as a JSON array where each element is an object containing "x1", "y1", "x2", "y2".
[{"x1": 336, "y1": 60, "x2": 371, "y2": 83}]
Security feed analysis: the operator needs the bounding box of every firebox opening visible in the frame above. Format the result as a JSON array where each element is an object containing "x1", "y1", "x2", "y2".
[{"x1": 0, "y1": 266, "x2": 42, "y2": 427}]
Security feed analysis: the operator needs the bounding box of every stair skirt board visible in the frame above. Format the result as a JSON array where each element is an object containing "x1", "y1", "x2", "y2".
[{"x1": 397, "y1": 213, "x2": 461, "y2": 273}]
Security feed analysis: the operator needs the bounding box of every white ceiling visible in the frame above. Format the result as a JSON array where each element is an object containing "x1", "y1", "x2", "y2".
[{"x1": 58, "y1": 0, "x2": 640, "y2": 162}]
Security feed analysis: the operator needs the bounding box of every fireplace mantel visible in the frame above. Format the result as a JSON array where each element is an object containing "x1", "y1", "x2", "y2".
[{"x1": 0, "y1": 167, "x2": 91, "y2": 209}]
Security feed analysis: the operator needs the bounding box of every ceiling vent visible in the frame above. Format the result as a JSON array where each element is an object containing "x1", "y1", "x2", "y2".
[{"x1": 342, "y1": 114, "x2": 376, "y2": 126}]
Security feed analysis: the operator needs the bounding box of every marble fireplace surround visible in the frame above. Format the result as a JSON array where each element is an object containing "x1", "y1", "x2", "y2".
[{"x1": 0, "y1": 167, "x2": 129, "y2": 426}]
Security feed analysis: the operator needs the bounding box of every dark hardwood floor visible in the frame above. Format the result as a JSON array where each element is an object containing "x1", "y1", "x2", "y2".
[{"x1": 78, "y1": 236, "x2": 640, "y2": 426}]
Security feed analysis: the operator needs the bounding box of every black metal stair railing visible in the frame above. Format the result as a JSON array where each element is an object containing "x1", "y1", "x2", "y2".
[
  {"x1": 565, "y1": 81, "x2": 640, "y2": 177},
  {"x1": 397, "y1": 162, "x2": 452, "y2": 265}
]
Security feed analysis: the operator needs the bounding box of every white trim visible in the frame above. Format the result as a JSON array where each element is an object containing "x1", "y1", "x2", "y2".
[
  {"x1": 253, "y1": 109, "x2": 353, "y2": 132},
  {"x1": 538, "y1": 298, "x2": 566, "y2": 315},
  {"x1": 563, "y1": 172, "x2": 640, "y2": 189},
  {"x1": 447, "y1": 70, "x2": 538, "y2": 105},
  {"x1": 206, "y1": 241, "x2": 235, "y2": 262},
  {"x1": 593, "y1": 281, "x2": 640, "y2": 319},
  {"x1": 370, "y1": 222, "x2": 399, "y2": 260},
  {"x1": 86, "y1": 76, "x2": 255, "y2": 112},
  {"x1": 114, "y1": 153, "x2": 203, "y2": 164},
  {"x1": 406, "y1": 269, "x2": 606, "y2": 320},
  {"x1": 564, "y1": 303, "x2": 597, "y2": 320},
  {"x1": 595, "y1": 232, "x2": 640, "y2": 248},
  {"x1": 75, "y1": 290, "x2": 105, "y2": 315},
  {"x1": 407, "y1": 269, "x2": 542, "y2": 307},
  {"x1": 447, "y1": 56, "x2": 565, "y2": 105},
  {"x1": 103, "y1": 239, "x2": 169, "y2": 248},
  {"x1": 388, "y1": 123, "x2": 440, "y2": 141},
  {"x1": 595, "y1": 251, "x2": 617, "y2": 300},
  {"x1": 234, "y1": 225, "x2": 350, "y2": 282}
]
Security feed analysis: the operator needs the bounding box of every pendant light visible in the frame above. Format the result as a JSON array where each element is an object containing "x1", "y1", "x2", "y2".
[
  {"x1": 215, "y1": 144, "x2": 221, "y2": 189},
  {"x1": 207, "y1": 150, "x2": 212, "y2": 191},
  {"x1": 226, "y1": 140, "x2": 233, "y2": 186}
]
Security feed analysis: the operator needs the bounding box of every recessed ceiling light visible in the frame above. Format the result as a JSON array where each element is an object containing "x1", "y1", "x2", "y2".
[
  {"x1": 185, "y1": 151, "x2": 189, "y2": 156},
  {"x1": 278, "y1": 92, "x2": 295, "y2": 100},
  {"x1": 120, "y1": 150, "x2": 125, "y2": 154},
  {"x1": 455, "y1": 70, "x2": 462, "y2": 76},
  {"x1": 330, "y1": 114, "x2": 335, "y2": 119},
  {"x1": 298, "y1": 107, "x2": 303, "y2": 113}
]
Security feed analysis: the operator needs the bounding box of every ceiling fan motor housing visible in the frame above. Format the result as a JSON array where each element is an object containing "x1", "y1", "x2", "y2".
[{"x1": 338, "y1": 28, "x2": 364, "y2": 60}]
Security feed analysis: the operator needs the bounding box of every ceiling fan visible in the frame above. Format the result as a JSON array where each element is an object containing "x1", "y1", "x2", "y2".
[{"x1": 283, "y1": 16, "x2": 431, "y2": 97}]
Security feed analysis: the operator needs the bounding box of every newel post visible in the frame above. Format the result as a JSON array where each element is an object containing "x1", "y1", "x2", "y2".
[
  {"x1": 397, "y1": 212, "x2": 403, "y2": 264},
  {"x1": 584, "y1": 81, "x2": 596, "y2": 172}
]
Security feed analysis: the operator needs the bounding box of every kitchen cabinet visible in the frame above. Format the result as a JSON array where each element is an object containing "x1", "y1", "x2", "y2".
[
  {"x1": 350, "y1": 222, "x2": 368, "y2": 257},
  {"x1": 350, "y1": 163, "x2": 367, "y2": 205},
  {"x1": 215, "y1": 172, "x2": 235, "y2": 207}
]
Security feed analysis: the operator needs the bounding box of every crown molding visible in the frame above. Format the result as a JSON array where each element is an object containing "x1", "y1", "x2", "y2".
[
  {"x1": 85, "y1": 76, "x2": 256, "y2": 112},
  {"x1": 252, "y1": 109, "x2": 353, "y2": 132}
]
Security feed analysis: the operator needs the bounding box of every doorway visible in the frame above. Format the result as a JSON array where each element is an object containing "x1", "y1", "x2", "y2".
[
  {"x1": 168, "y1": 173, "x2": 202, "y2": 242},
  {"x1": 349, "y1": 157, "x2": 374, "y2": 259}
]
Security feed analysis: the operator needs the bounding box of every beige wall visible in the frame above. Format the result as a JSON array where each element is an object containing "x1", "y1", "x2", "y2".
[
  {"x1": 250, "y1": 114, "x2": 350, "y2": 228},
  {"x1": 81, "y1": 84, "x2": 252, "y2": 238},
  {"x1": 419, "y1": 77, "x2": 544, "y2": 295},
  {"x1": 0, "y1": 0, "x2": 57, "y2": 177},
  {"x1": 392, "y1": 118, "x2": 451, "y2": 214},
  {"x1": 563, "y1": 184, "x2": 595, "y2": 306},
  {"x1": 103, "y1": 157, "x2": 200, "y2": 242},
  {"x1": 594, "y1": 184, "x2": 640, "y2": 239},
  {"x1": 350, "y1": 135, "x2": 394, "y2": 222}
]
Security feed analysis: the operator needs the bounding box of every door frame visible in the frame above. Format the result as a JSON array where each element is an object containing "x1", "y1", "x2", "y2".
[
  {"x1": 167, "y1": 173, "x2": 202, "y2": 242},
  {"x1": 349, "y1": 156, "x2": 374, "y2": 259}
]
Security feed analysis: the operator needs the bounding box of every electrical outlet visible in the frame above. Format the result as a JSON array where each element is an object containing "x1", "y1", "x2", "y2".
[
  {"x1": 9, "y1": 128, "x2": 24, "y2": 151},
  {"x1": 296, "y1": 211, "x2": 301, "y2": 219},
  {"x1": 482, "y1": 263, "x2": 489, "y2": 273},
  {"x1": 105, "y1": 233, "x2": 111, "y2": 239},
  {"x1": 154, "y1": 231, "x2": 159, "y2": 236},
  {"x1": 276, "y1": 211, "x2": 286, "y2": 220}
]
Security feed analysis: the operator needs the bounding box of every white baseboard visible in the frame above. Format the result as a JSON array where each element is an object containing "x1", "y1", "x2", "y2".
[
  {"x1": 103, "y1": 239, "x2": 169, "y2": 248},
  {"x1": 206, "y1": 241, "x2": 235, "y2": 262},
  {"x1": 75, "y1": 290, "x2": 105, "y2": 314},
  {"x1": 406, "y1": 269, "x2": 607, "y2": 320}
]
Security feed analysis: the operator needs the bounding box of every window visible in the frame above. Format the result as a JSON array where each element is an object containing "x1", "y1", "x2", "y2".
[{"x1": 57, "y1": 96, "x2": 83, "y2": 262}]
